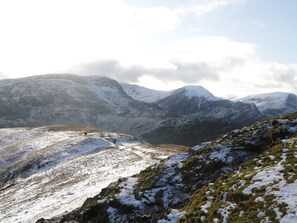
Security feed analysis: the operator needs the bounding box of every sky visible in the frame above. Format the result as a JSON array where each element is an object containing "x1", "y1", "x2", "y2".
[{"x1": 0, "y1": 0, "x2": 296, "y2": 97}]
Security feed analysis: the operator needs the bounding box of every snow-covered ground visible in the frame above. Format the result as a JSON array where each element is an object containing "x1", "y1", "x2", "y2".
[
  {"x1": 0, "y1": 126, "x2": 180, "y2": 223},
  {"x1": 242, "y1": 138, "x2": 297, "y2": 222}
]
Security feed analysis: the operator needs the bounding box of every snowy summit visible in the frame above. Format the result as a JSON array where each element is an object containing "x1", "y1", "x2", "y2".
[{"x1": 177, "y1": 85, "x2": 216, "y2": 99}]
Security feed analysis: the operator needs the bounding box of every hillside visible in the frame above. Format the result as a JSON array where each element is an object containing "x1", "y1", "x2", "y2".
[
  {"x1": 0, "y1": 126, "x2": 187, "y2": 223},
  {"x1": 0, "y1": 74, "x2": 174, "y2": 137},
  {"x1": 38, "y1": 113, "x2": 297, "y2": 223}
]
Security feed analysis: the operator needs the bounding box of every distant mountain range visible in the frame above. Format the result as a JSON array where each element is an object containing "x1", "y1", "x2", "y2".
[
  {"x1": 122, "y1": 83, "x2": 297, "y2": 118},
  {"x1": 0, "y1": 74, "x2": 296, "y2": 145}
]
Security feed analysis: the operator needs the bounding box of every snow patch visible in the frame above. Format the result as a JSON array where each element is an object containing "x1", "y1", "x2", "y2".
[
  {"x1": 164, "y1": 153, "x2": 190, "y2": 167},
  {"x1": 157, "y1": 209, "x2": 186, "y2": 223},
  {"x1": 201, "y1": 201, "x2": 212, "y2": 214},
  {"x1": 209, "y1": 147, "x2": 231, "y2": 163},
  {"x1": 117, "y1": 177, "x2": 143, "y2": 208},
  {"x1": 217, "y1": 202, "x2": 236, "y2": 223}
]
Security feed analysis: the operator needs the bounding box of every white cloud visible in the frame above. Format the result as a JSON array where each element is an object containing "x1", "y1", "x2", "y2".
[
  {"x1": 176, "y1": 0, "x2": 247, "y2": 16},
  {"x1": 72, "y1": 35, "x2": 297, "y2": 97},
  {"x1": 133, "y1": 36, "x2": 297, "y2": 97},
  {"x1": 71, "y1": 59, "x2": 218, "y2": 83}
]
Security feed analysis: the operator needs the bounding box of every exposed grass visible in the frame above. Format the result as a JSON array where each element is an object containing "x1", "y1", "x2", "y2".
[
  {"x1": 44, "y1": 125, "x2": 105, "y2": 133},
  {"x1": 179, "y1": 137, "x2": 296, "y2": 223},
  {"x1": 134, "y1": 166, "x2": 161, "y2": 196},
  {"x1": 153, "y1": 144, "x2": 190, "y2": 153}
]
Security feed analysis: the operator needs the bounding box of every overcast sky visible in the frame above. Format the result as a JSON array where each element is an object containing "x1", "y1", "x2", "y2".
[{"x1": 0, "y1": 0, "x2": 296, "y2": 97}]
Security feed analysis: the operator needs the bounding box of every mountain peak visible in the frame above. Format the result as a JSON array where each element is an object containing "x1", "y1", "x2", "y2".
[{"x1": 178, "y1": 85, "x2": 215, "y2": 99}]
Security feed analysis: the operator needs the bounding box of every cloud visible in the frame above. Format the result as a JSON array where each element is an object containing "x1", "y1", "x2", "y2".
[
  {"x1": 70, "y1": 59, "x2": 219, "y2": 84},
  {"x1": 211, "y1": 60, "x2": 297, "y2": 97},
  {"x1": 176, "y1": 0, "x2": 247, "y2": 16},
  {"x1": 266, "y1": 63, "x2": 297, "y2": 89},
  {"x1": 71, "y1": 60, "x2": 144, "y2": 82},
  {"x1": 69, "y1": 35, "x2": 297, "y2": 97},
  {"x1": 126, "y1": 0, "x2": 247, "y2": 15}
]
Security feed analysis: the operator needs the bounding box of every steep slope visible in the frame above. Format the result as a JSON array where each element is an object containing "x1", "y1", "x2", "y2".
[
  {"x1": 0, "y1": 74, "x2": 176, "y2": 138},
  {"x1": 0, "y1": 125, "x2": 186, "y2": 223},
  {"x1": 39, "y1": 113, "x2": 297, "y2": 223},
  {"x1": 240, "y1": 92, "x2": 297, "y2": 117},
  {"x1": 121, "y1": 83, "x2": 169, "y2": 103}
]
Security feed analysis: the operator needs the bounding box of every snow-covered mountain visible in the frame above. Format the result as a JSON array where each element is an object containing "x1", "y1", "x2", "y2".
[
  {"x1": 38, "y1": 112, "x2": 297, "y2": 223},
  {"x1": 123, "y1": 83, "x2": 297, "y2": 119},
  {"x1": 0, "y1": 74, "x2": 175, "y2": 139},
  {"x1": 240, "y1": 92, "x2": 297, "y2": 117},
  {"x1": 123, "y1": 83, "x2": 264, "y2": 122},
  {"x1": 121, "y1": 83, "x2": 169, "y2": 103},
  {"x1": 0, "y1": 74, "x2": 264, "y2": 146},
  {"x1": 157, "y1": 86, "x2": 262, "y2": 121},
  {"x1": 121, "y1": 84, "x2": 216, "y2": 103},
  {"x1": 0, "y1": 125, "x2": 185, "y2": 223}
]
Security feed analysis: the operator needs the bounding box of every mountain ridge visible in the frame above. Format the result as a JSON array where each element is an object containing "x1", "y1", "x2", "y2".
[{"x1": 122, "y1": 83, "x2": 297, "y2": 118}]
